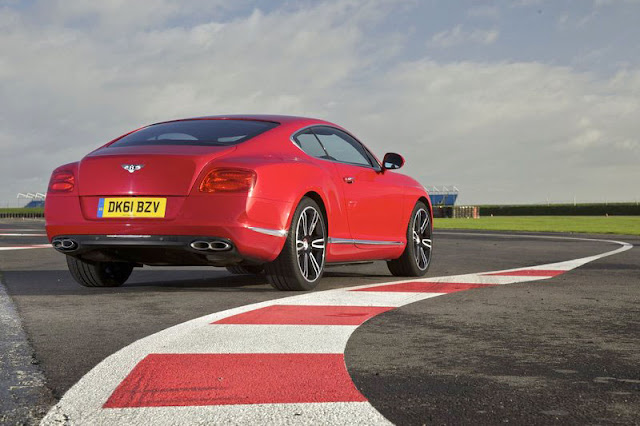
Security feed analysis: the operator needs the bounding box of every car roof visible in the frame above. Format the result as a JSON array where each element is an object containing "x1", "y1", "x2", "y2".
[{"x1": 153, "y1": 114, "x2": 329, "y2": 126}]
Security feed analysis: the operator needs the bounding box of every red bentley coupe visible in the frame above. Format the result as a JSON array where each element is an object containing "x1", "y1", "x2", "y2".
[{"x1": 45, "y1": 115, "x2": 433, "y2": 291}]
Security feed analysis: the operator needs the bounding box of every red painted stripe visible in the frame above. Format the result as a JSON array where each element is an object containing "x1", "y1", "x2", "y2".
[
  {"x1": 486, "y1": 270, "x2": 565, "y2": 277},
  {"x1": 104, "y1": 353, "x2": 366, "y2": 408},
  {"x1": 212, "y1": 305, "x2": 393, "y2": 325},
  {"x1": 352, "y1": 281, "x2": 494, "y2": 293}
]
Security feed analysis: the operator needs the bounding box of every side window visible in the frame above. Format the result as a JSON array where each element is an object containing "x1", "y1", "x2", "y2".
[
  {"x1": 293, "y1": 129, "x2": 327, "y2": 158},
  {"x1": 313, "y1": 127, "x2": 372, "y2": 167}
]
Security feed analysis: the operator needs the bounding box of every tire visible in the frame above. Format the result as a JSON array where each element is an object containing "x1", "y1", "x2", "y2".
[
  {"x1": 387, "y1": 201, "x2": 432, "y2": 277},
  {"x1": 66, "y1": 256, "x2": 133, "y2": 287},
  {"x1": 265, "y1": 197, "x2": 327, "y2": 291},
  {"x1": 226, "y1": 265, "x2": 264, "y2": 275}
]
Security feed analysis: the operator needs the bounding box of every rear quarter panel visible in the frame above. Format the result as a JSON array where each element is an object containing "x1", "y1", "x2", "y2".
[{"x1": 197, "y1": 153, "x2": 349, "y2": 240}]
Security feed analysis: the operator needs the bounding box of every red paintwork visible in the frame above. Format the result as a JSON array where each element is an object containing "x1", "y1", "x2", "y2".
[
  {"x1": 352, "y1": 282, "x2": 495, "y2": 293},
  {"x1": 211, "y1": 305, "x2": 394, "y2": 325},
  {"x1": 103, "y1": 353, "x2": 365, "y2": 407},
  {"x1": 486, "y1": 270, "x2": 565, "y2": 277},
  {"x1": 45, "y1": 115, "x2": 432, "y2": 264}
]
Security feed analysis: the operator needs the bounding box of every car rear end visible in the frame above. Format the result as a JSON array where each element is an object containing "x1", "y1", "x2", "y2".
[{"x1": 45, "y1": 118, "x2": 293, "y2": 268}]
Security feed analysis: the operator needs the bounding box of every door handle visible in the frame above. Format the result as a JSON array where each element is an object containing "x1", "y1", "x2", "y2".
[{"x1": 343, "y1": 176, "x2": 355, "y2": 184}]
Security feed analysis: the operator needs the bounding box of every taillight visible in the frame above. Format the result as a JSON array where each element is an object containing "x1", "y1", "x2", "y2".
[
  {"x1": 48, "y1": 170, "x2": 75, "y2": 193},
  {"x1": 199, "y1": 168, "x2": 256, "y2": 193}
]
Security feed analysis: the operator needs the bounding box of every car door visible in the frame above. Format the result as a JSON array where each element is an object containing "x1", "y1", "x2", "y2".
[
  {"x1": 290, "y1": 128, "x2": 352, "y2": 244},
  {"x1": 312, "y1": 126, "x2": 405, "y2": 246}
]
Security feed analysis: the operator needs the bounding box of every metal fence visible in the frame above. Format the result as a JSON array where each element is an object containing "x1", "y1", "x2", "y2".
[
  {"x1": 0, "y1": 212, "x2": 44, "y2": 219},
  {"x1": 453, "y1": 206, "x2": 479, "y2": 219},
  {"x1": 433, "y1": 205, "x2": 479, "y2": 219}
]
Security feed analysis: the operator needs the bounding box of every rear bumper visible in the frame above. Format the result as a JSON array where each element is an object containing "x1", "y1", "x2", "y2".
[
  {"x1": 45, "y1": 194, "x2": 292, "y2": 263},
  {"x1": 51, "y1": 234, "x2": 262, "y2": 266}
]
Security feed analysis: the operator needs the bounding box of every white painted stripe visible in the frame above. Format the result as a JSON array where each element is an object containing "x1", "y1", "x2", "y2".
[
  {"x1": 438, "y1": 231, "x2": 632, "y2": 245},
  {"x1": 438, "y1": 232, "x2": 633, "y2": 270},
  {"x1": 0, "y1": 233, "x2": 47, "y2": 236},
  {"x1": 521, "y1": 243, "x2": 632, "y2": 271},
  {"x1": 349, "y1": 273, "x2": 544, "y2": 289},
  {"x1": 45, "y1": 402, "x2": 391, "y2": 425},
  {"x1": 40, "y1": 235, "x2": 633, "y2": 425},
  {"x1": 273, "y1": 288, "x2": 444, "y2": 307},
  {"x1": 0, "y1": 244, "x2": 51, "y2": 251},
  {"x1": 159, "y1": 324, "x2": 358, "y2": 354},
  {"x1": 426, "y1": 274, "x2": 547, "y2": 285}
]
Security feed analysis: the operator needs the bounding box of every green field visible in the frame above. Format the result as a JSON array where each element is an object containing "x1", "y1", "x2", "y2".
[
  {"x1": 0, "y1": 207, "x2": 44, "y2": 214},
  {"x1": 434, "y1": 216, "x2": 640, "y2": 236},
  {"x1": 1, "y1": 207, "x2": 638, "y2": 235}
]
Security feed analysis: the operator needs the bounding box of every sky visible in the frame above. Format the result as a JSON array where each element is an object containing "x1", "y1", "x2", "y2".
[{"x1": 1, "y1": 0, "x2": 639, "y2": 205}]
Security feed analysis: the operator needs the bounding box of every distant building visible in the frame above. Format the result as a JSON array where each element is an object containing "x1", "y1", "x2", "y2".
[
  {"x1": 17, "y1": 192, "x2": 46, "y2": 209},
  {"x1": 428, "y1": 186, "x2": 458, "y2": 218},
  {"x1": 24, "y1": 200, "x2": 45, "y2": 208}
]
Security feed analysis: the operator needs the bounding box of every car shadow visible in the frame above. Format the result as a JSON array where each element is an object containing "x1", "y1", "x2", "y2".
[
  {"x1": 125, "y1": 275, "x2": 272, "y2": 292},
  {"x1": 3, "y1": 266, "x2": 398, "y2": 297},
  {"x1": 324, "y1": 271, "x2": 392, "y2": 278},
  {"x1": 2, "y1": 269, "x2": 276, "y2": 296}
]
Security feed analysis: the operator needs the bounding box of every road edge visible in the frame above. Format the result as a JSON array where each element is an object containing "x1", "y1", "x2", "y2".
[{"x1": 0, "y1": 272, "x2": 55, "y2": 425}]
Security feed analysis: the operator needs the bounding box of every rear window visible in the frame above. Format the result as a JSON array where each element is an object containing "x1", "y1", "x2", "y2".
[{"x1": 110, "y1": 119, "x2": 279, "y2": 147}]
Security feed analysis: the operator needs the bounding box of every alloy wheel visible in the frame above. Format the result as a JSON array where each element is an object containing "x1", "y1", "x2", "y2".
[
  {"x1": 412, "y1": 208, "x2": 432, "y2": 270},
  {"x1": 295, "y1": 206, "x2": 326, "y2": 282}
]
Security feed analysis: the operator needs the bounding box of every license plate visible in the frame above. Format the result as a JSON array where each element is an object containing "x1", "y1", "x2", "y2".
[{"x1": 98, "y1": 198, "x2": 167, "y2": 218}]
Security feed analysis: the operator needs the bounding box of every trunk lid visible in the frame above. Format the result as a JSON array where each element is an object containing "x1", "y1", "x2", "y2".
[{"x1": 78, "y1": 145, "x2": 236, "y2": 196}]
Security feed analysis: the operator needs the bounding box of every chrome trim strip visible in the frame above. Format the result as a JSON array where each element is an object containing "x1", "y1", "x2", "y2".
[
  {"x1": 246, "y1": 226, "x2": 288, "y2": 238},
  {"x1": 355, "y1": 239, "x2": 404, "y2": 246},
  {"x1": 328, "y1": 237, "x2": 404, "y2": 246},
  {"x1": 327, "y1": 237, "x2": 354, "y2": 244}
]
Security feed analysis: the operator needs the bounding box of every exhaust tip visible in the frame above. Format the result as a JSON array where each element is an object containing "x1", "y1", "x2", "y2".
[
  {"x1": 53, "y1": 238, "x2": 78, "y2": 251},
  {"x1": 190, "y1": 240, "x2": 233, "y2": 252},
  {"x1": 190, "y1": 241, "x2": 211, "y2": 251},
  {"x1": 209, "y1": 241, "x2": 232, "y2": 251}
]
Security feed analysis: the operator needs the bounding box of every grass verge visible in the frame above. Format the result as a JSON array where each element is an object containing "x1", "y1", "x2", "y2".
[
  {"x1": 434, "y1": 216, "x2": 640, "y2": 236},
  {"x1": 0, "y1": 208, "x2": 44, "y2": 214}
]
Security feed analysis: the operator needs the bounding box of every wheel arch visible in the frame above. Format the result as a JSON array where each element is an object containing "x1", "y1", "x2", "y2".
[
  {"x1": 300, "y1": 190, "x2": 329, "y2": 236},
  {"x1": 418, "y1": 195, "x2": 433, "y2": 219}
]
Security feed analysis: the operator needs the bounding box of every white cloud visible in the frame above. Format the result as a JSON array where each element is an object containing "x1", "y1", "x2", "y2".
[
  {"x1": 427, "y1": 25, "x2": 499, "y2": 48},
  {"x1": 467, "y1": 5, "x2": 501, "y2": 19},
  {"x1": 594, "y1": 0, "x2": 640, "y2": 6},
  {"x1": 556, "y1": 10, "x2": 597, "y2": 30},
  {"x1": 332, "y1": 60, "x2": 640, "y2": 202},
  {"x1": 0, "y1": 0, "x2": 639, "y2": 205},
  {"x1": 511, "y1": 0, "x2": 544, "y2": 6}
]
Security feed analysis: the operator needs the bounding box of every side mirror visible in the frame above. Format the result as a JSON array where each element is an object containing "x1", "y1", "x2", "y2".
[{"x1": 383, "y1": 152, "x2": 404, "y2": 170}]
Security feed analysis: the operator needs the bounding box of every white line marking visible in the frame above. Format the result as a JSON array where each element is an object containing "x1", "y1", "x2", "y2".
[
  {"x1": 160, "y1": 324, "x2": 359, "y2": 354},
  {"x1": 273, "y1": 288, "x2": 444, "y2": 307},
  {"x1": 353, "y1": 273, "x2": 545, "y2": 288},
  {"x1": 0, "y1": 244, "x2": 51, "y2": 251},
  {"x1": 53, "y1": 402, "x2": 391, "y2": 425},
  {"x1": 0, "y1": 233, "x2": 47, "y2": 237},
  {"x1": 41, "y1": 235, "x2": 633, "y2": 425}
]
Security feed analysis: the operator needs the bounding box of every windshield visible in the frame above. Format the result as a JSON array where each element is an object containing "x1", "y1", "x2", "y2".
[{"x1": 110, "y1": 119, "x2": 279, "y2": 147}]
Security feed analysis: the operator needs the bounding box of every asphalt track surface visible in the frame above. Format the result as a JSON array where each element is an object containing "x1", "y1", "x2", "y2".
[{"x1": 0, "y1": 220, "x2": 638, "y2": 425}]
